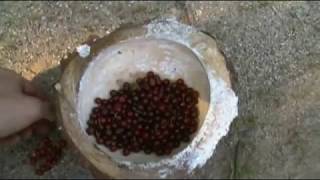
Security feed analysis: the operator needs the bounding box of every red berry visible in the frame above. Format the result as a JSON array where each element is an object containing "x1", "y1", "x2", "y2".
[
  {"x1": 147, "y1": 71, "x2": 154, "y2": 77},
  {"x1": 149, "y1": 78, "x2": 156, "y2": 87},
  {"x1": 58, "y1": 140, "x2": 67, "y2": 148},
  {"x1": 97, "y1": 138, "x2": 104, "y2": 144},
  {"x1": 29, "y1": 157, "x2": 37, "y2": 165},
  {"x1": 177, "y1": 79, "x2": 184, "y2": 85},
  {"x1": 119, "y1": 95, "x2": 127, "y2": 103},
  {"x1": 122, "y1": 149, "x2": 130, "y2": 156},
  {"x1": 94, "y1": 98, "x2": 103, "y2": 105},
  {"x1": 86, "y1": 72, "x2": 199, "y2": 157},
  {"x1": 164, "y1": 148, "x2": 172, "y2": 155},
  {"x1": 123, "y1": 83, "x2": 130, "y2": 91},
  {"x1": 163, "y1": 79, "x2": 170, "y2": 86},
  {"x1": 144, "y1": 149, "x2": 152, "y2": 154},
  {"x1": 35, "y1": 169, "x2": 44, "y2": 176},
  {"x1": 110, "y1": 146, "x2": 117, "y2": 152}
]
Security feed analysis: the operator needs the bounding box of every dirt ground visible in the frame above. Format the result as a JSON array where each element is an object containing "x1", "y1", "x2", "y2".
[{"x1": 0, "y1": 1, "x2": 319, "y2": 179}]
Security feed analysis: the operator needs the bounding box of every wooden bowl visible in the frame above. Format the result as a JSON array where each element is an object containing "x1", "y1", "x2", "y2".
[{"x1": 56, "y1": 19, "x2": 238, "y2": 179}]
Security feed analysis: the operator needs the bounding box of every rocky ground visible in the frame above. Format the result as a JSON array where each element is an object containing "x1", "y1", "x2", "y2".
[{"x1": 0, "y1": 1, "x2": 319, "y2": 179}]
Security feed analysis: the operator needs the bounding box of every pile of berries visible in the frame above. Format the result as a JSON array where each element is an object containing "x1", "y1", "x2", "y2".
[
  {"x1": 29, "y1": 137, "x2": 67, "y2": 175},
  {"x1": 86, "y1": 71, "x2": 199, "y2": 156}
]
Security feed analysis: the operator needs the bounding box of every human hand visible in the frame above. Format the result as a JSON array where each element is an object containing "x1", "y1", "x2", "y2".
[{"x1": 0, "y1": 68, "x2": 52, "y2": 144}]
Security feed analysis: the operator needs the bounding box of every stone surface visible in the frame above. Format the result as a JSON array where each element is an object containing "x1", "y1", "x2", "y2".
[
  {"x1": 0, "y1": 1, "x2": 319, "y2": 179},
  {"x1": 186, "y1": 1, "x2": 320, "y2": 179}
]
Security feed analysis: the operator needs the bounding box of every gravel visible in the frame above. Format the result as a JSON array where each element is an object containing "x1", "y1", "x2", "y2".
[{"x1": 0, "y1": 1, "x2": 319, "y2": 179}]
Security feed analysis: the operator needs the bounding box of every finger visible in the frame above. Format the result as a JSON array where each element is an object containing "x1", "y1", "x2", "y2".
[
  {"x1": 20, "y1": 128, "x2": 33, "y2": 140},
  {"x1": 0, "y1": 134, "x2": 21, "y2": 145},
  {"x1": 0, "y1": 68, "x2": 22, "y2": 94},
  {"x1": 31, "y1": 119, "x2": 55, "y2": 137},
  {"x1": 0, "y1": 119, "x2": 54, "y2": 144},
  {"x1": 0, "y1": 96, "x2": 50, "y2": 138},
  {"x1": 21, "y1": 79, "x2": 39, "y2": 97},
  {"x1": 22, "y1": 79, "x2": 48, "y2": 101},
  {"x1": 20, "y1": 96, "x2": 51, "y2": 127},
  {"x1": 19, "y1": 119, "x2": 54, "y2": 139}
]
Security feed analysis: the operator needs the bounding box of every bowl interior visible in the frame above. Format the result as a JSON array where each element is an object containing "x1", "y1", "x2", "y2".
[{"x1": 78, "y1": 38, "x2": 210, "y2": 164}]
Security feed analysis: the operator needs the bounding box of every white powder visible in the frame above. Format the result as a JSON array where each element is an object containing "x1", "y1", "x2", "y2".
[
  {"x1": 76, "y1": 44, "x2": 91, "y2": 58},
  {"x1": 54, "y1": 82, "x2": 61, "y2": 92},
  {"x1": 145, "y1": 17, "x2": 195, "y2": 49},
  {"x1": 78, "y1": 18, "x2": 238, "y2": 178}
]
